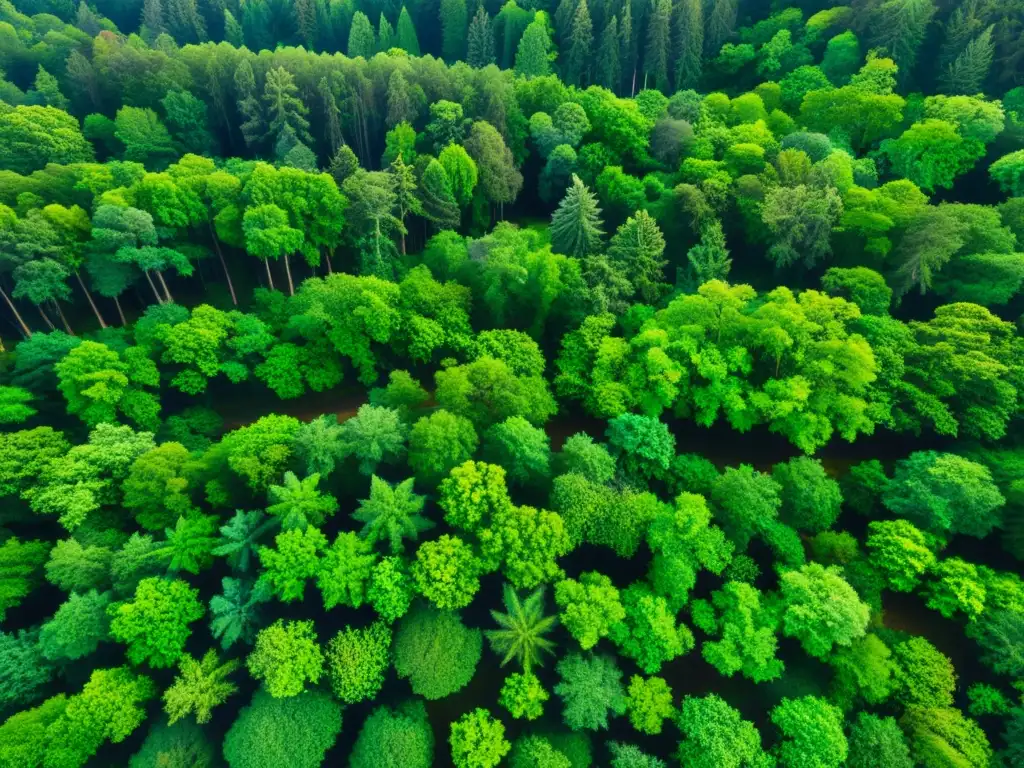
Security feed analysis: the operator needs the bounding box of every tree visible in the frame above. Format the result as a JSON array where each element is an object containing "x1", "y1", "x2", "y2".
[
  {"x1": 368, "y1": 556, "x2": 415, "y2": 623},
  {"x1": 114, "y1": 107, "x2": 177, "y2": 168},
  {"x1": 882, "y1": 451, "x2": 1004, "y2": 538},
  {"x1": 772, "y1": 456, "x2": 842, "y2": 533},
  {"x1": 408, "y1": 410, "x2": 479, "y2": 485},
  {"x1": 353, "y1": 475, "x2": 432, "y2": 554},
  {"x1": 55, "y1": 341, "x2": 161, "y2": 431},
  {"x1": 990, "y1": 150, "x2": 1024, "y2": 197},
  {"x1": 940, "y1": 26, "x2": 994, "y2": 95},
  {"x1": 163, "y1": 650, "x2": 238, "y2": 724},
  {"x1": 419, "y1": 158, "x2": 462, "y2": 231},
  {"x1": 607, "y1": 210, "x2": 667, "y2": 303},
  {"x1": 0, "y1": 105, "x2": 93, "y2": 174},
  {"x1": 565, "y1": 0, "x2": 594, "y2": 86},
  {"x1": 339, "y1": 404, "x2": 409, "y2": 475},
  {"x1": 161, "y1": 90, "x2": 214, "y2": 155},
  {"x1": 778, "y1": 563, "x2": 869, "y2": 658},
  {"x1": 486, "y1": 585, "x2": 558, "y2": 670},
  {"x1": 440, "y1": 0, "x2": 468, "y2": 61},
  {"x1": 266, "y1": 471, "x2": 337, "y2": 530},
  {"x1": 924, "y1": 557, "x2": 986, "y2": 620},
  {"x1": 350, "y1": 699, "x2": 434, "y2": 768},
  {"x1": 44, "y1": 538, "x2": 111, "y2": 593},
  {"x1": 317, "y1": 531, "x2": 376, "y2": 610},
  {"x1": 214, "y1": 510, "x2": 276, "y2": 573},
  {"x1": 869, "y1": 0, "x2": 937, "y2": 78},
  {"x1": 439, "y1": 144, "x2": 479, "y2": 209},
  {"x1": 900, "y1": 706, "x2": 992, "y2": 768},
  {"x1": 467, "y1": 7, "x2": 495, "y2": 67},
  {"x1": 554, "y1": 653, "x2": 627, "y2": 730},
  {"x1": 881, "y1": 119, "x2": 984, "y2": 192},
  {"x1": 482, "y1": 417, "x2": 551, "y2": 487},
  {"x1": 464, "y1": 121, "x2": 524, "y2": 212},
  {"x1": 626, "y1": 675, "x2": 673, "y2": 735},
  {"x1": 108, "y1": 577, "x2": 204, "y2": 668},
  {"x1": 122, "y1": 442, "x2": 194, "y2": 531},
  {"x1": 435, "y1": 357, "x2": 557, "y2": 429},
  {"x1": 39, "y1": 589, "x2": 111, "y2": 661},
  {"x1": 247, "y1": 619, "x2": 323, "y2": 698},
  {"x1": 770, "y1": 696, "x2": 847, "y2": 768},
  {"x1": 555, "y1": 571, "x2": 625, "y2": 650},
  {"x1": 0, "y1": 630, "x2": 54, "y2": 712},
  {"x1": 609, "y1": 742, "x2": 666, "y2": 768},
  {"x1": 516, "y1": 19, "x2": 553, "y2": 77},
  {"x1": 258, "y1": 526, "x2": 326, "y2": 603},
  {"x1": 710, "y1": 464, "x2": 781, "y2": 549},
  {"x1": 847, "y1": 713, "x2": 913, "y2": 768},
  {"x1": 866, "y1": 519, "x2": 936, "y2": 592},
  {"x1": 609, "y1": 584, "x2": 694, "y2": 673},
  {"x1": 393, "y1": 604, "x2": 482, "y2": 699},
  {"x1": 396, "y1": 7, "x2": 421, "y2": 55},
  {"x1": 209, "y1": 577, "x2": 270, "y2": 650},
  {"x1": 450, "y1": 709, "x2": 510, "y2": 768},
  {"x1": 606, "y1": 413, "x2": 675, "y2": 483},
  {"x1": 158, "y1": 513, "x2": 220, "y2": 575},
  {"x1": 699, "y1": 581, "x2": 783, "y2": 683},
  {"x1": 348, "y1": 12, "x2": 375, "y2": 58},
  {"x1": 500, "y1": 672, "x2": 549, "y2": 720},
  {"x1": 222, "y1": 690, "x2": 342, "y2": 768},
  {"x1": 325, "y1": 622, "x2": 391, "y2": 704},
  {"x1": 644, "y1": 0, "x2": 672, "y2": 92},
  {"x1": 551, "y1": 174, "x2": 604, "y2": 258}
]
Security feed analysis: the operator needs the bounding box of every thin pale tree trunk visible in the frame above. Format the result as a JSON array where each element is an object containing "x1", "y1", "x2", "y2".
[
  {"x1": 144, "y1": 271, "x2": 164, "y2": 304},
  {"x1": 209, "y1": 223, "x2": 238, "y2": 305},
  {"x1": 36, "y1": 304, "x2": 56, "y2": 331},
  {"x1": 113, "y1": 295, "x2": 127, "y2": 325},
  {"x1": 325, "y1": 248, "x2": 334, "y2": 274},
  {"x1": 156, "y1": 270, "x2": 174, "y2": 303},
  {"x1": 51, "y1": 300, "x2": 73, "y2": 335},
  {"x1": 263, "y1": 258, "x2": 275, "y2": 290},
  {"x1": 74, "y1": 271, "x2": 106, "y2": 329},
  {"x1": 283, "y1": 253, "x2": 295, "y2": 296},
  {"x1": 0, "y1": 285, "x2": 31, "y2": 338}
]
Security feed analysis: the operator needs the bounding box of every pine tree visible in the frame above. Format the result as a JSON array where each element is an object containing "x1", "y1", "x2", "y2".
[
  {"x1": 141, "y1": 0, "x2": 166, "y2": 39},
  {"x1": 705, "y1": 0, "x2": 736, "y2": 57},
  {"x1": 938, "y1": 0, "x2": 982, "y2": 71},
  {"x1": 597, "y1": 17, "x2": 622, "y2": 92},
  {"x1": 607, "y1": 209, "x2": 667, "y2": 303},
  {"x1": 644, "y1": 0, "x2": 672, "y2": 92},
  {"x1": 318, "y1": 77, "x2": 343, "y2": 156},
  {"x1": 684, "y1": 220, "x2": 731, "y2": 288},
  {"x1": 234, "y1": 60, "x2": 264, "y2": 149},
  {"x1": 223, "y1": 9, "x2": 244, "y2": 46},
  {"x1": 554, "y1": 0, "x2": 578, "y2": 42},
  {"x1": 566, "y1": 0, "x2": 594, "y2": 86},
  {"x1": 672, "y1": 0, "x2": 702, "y2": 89},
  {"x1": 390, "y1": 153, "x2": 423, "y2": 254},
  {"x1": 294, "y1": 0, "x2": 317, "y2": 49},
  {"x1": 386, "y1": 70, "x2": 415, "y2": 129},
  {"x1": 940, "y1": 26, "x2": 993, "y2": 94},
  {"x1": 348, "y1": 11, "x2": 376, "y2": 59},
  {"x1": 418, "y1": 159, "x2": 461, "y2": 231},
  {"x1": 263, "y1": 67, "x2": 312, "y2": 146},
  {"x1": 329, "y1": 145, "x2": 360, "y2": 186},
  {"x1": 551, "y1": 174, "x2": 604, "y2": 258},
  {"x1": 440, "y1": 0, "x2": 468, "y2": 62},
  {"x1": 165, "y1": 0, "x2": 207, "y2": 43},
  {"x1": 379, "y1": 13, "x2": 396, "y2": 52},
  {"x1": 397, "y1": 6, "x2": 421, "y2": 56},
  {"x1": 515, "y1": 19, "x2": 552, "y2": 78},
  {"x1": 467, "y1": 6, "x2": 495, "y2": 68},
  {"x1": 870, "y1": 0, "x2": 937, "y2": 80},
  {"x1": 620, "y1": 0, "x2": 637, "y2": 95},
  {"x1": 32, "y1": 66, "x2": 69, "y2": 110}
]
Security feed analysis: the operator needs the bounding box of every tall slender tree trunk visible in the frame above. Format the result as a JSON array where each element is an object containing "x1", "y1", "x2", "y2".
[
  {"x1": 325, "y1": 248, "x2": 334, "y2": 274},
  {"x1": 209, "y1": 223, "x2": 238, "y2": 305},
  {"x1": 113, "y1": 295, "x2": 127, "y2": 325},
  {"x1": 51, "y1": 300, "x2": 73, "y2": 335},
  {"x1": 263, "y1": 258, "x2": 275, "y2": 290},
  {"x1": 74, "y1": 271, "x2": 106, "y2": 329},
  {"x1": 0, "y1": 285, "x2": 31, "y2": 338},
  {"x1": 156, "y1": 271, "x2": 174, "y2": 303},
  {"x1": 144, "y1": 271, "x2": 164, "y2": 304},
  {"x1": 283, "y1": 253, "x2": 295, "y2": 296},
  {"x1": 632, "y1": 67, "x2": 637, "y2": 96},
  {"x1": 36, "y1": 304, "x2": 56, "y2": 331}
]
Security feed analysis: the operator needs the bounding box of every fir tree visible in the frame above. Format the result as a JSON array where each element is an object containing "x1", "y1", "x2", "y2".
[
  {"x1": 379, "y1": 14, "x2": 396, "y2": 52},
  {"x1": 672, "y1": 0, "x2": 703, "y2": 89},
  {"x1": 440, "y1": 0, "x2": 468, "y2": 62},
  {"x1": 940, "y1": 26, "x2": 993, "y2": 95},
  {"x1": 141, "y1": 0, "x2": 166, "y2": 39},
  {"x1": 234, "y1": 60, "x2": 264, "y2": 149},
  {"x1": 294, "y1": 0, "x2": 317, "y2": 48},
  {"x1": 870, "y1": 0, "x2": 937, "y2": 80},
  {"x1": 223, "y1": 9, "x2": 244, "y2": 46},
  {"x1": 644, "y1": 0, "x2": 672, "y2": 92},
  {"x1": 550, "y1": 174, "x2": 604, "y2": 258},
  {"x1": 318, "y1": 77, "x2": 343, "y2": 156},
  {"x1": 620, "y1": 0, "x2": 637, "y2": 95},
  {"x1": 597, "y1": 17, "x2": 622, "y2": 92},
  {"x1": 607, "y1": 209, "x2": 667, "y2": 303},
  {"x1": 467, "y1": 6, "x2": 495, "y2": 68},
  {"x1": 566, "y1": 0, "x2": 594, "y2": 86},
  {"x1": 263, "y1": 67, "x2": 312, "y2": 146},
  {"x1": 397, "y1": 7, "x2": 421, "y2": 56},
  {"x1": 515, "y1": 20, "x2": 553, "y2": 78},
  {"x1": 705, "y1": 0, "x2": 736, "y2": 57},
  {"x1": 165, "y1": 0, "x2": 207, "y2": 43},
  {"x1": 418, "y1": 159, "x2": 461, "y2": 231},
  {"x1": 348, "y1": 11, "x2": 376, "y2": 59},
  {"x1": 938, "y1": 0, "x2": 982, "y2": 72},
  {"x1": 555, "y1": 0, "x2": 578, "y2": 42},
  {"x1": 390, "y1": 153, "x2": 423, "y2": 255},
  {"x1": 683, "y1": 220, "x2": 731, "y2": 289},
  {"x1": 329, "y1": 145, "x2": 360, "y2": 186}
]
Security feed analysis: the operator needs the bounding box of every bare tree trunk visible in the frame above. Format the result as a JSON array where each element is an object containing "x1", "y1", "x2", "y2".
[
  {"x1": 74, "y1": 271, "x2": 106, "y2": 329},
  {"x1": 36, "y1": 304, "x2": 56, "y2": 331},
  {"x1": 325, "y1": 248, "x2": 334, "y2": 274},
  {"x1": 632, "y1": 67, "x2": 637, "y2": 96},
  {"x1": 0, "y1": 285, "x2": 32, "y2": 338},
  {"x1": 156, "y1": 270, "x2": 174, "y2": 303},
  {"x1": 113, "y1": 295, "x2": 127, "y2": 325},
  {"x1": 52, "y1": 300, "x2": 74, "y2": 335},
  {"x1": 209, "y1": 223, "x2": 238, "y2": 305},
  {"x1": 283, "y1": 253, "x2": 295, "y2": 296},
  {"x1": 263, "y1": 258, "x2": 275, "y2": 291},
  {"x1": 144, "y1": 271, "x2": 164, "y2": 304}
]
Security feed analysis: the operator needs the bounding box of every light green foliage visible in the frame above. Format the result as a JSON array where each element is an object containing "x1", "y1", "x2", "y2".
[
  {"x1": 0, "y1": 385, "x2": 35, "y2": 424},
  {"x1": 436, "y1": 356, "x2": 557, "y2": 429},
  {"x1": 318, "y1": 531, "x2": 377, "y2": 610},
  {"x1": 990, "y1": 150, "x2": 1024, "y2": 196},
  {"x1": 771, "y1": 456, "x2": 842, "y2": 533},
  {"x1": 557, "y1": 433, "x2": 616, "y2": 483},
  {"x1": 500, "y1": 672, "x2": 549, "y2": 720},
  {"x1": 0, "y1": 427, "x2": 68, "y2": 498},
  {"x1": 846, "y1": 713, "x2": 913, "y2": 768},
  {"x1": 924, "y1": 557, "x2": 986, "y2": 619},
  {"x1": 676, "y1": 694, "x2": 771, "y2": 768},
  {"x1": 108, "y1": 577, "x2": 204, "y2": 668},
  {"x1": 481, "y1": 503, "x2": 572, "y2": 588},
  {"x1": 201, "y1": 414, "x2": 301, "y2": 496},
  {"x1": 892, "y1": 636, "x2": 956, "y2": 707},
  {"x1": 368, "y1": 555, "x2": 415, "y2": 622},
  {"x1": 350, "y1": 699, "x2": 434, "y2": 768},
  {"x1": 393, "y1": 604, "x2": 482, "y2": 699},
  {"x1": 412, "y1": 534, "x2": 481, "y2": 609},
  {"x1": 608, "y1": 742, "x2": 666, "y2": 768},
  {"x1": 829, "y1": 633, "x2": 897, "y2": 709},
  {"x1": 822, "y1": 267, "x2": 892, "y2": 315},
  {"x1": 555, "y1": 571, "x2": 625, "y2": 650},
  {"x1": 626, "y1": 675, "x2": 673, "y2": 735},
  {"x1": 339, "y1": 404, "x2": 408, "y2": 475},
  {"x1": 162, "y1": 650, "x2": 238, "y2": 725},
  {"x1": 770, "y1": 695, "x2": 847, "y2": 768},
  {"x1": 899, "y1": 706, "x2": 992, "y2": 768},
  {"x1": 266, "y1": 471, "x2": 337, "y2": 530},
  {"x1": 606, "y1": 413, "x2": 675, "y2": 482},
  {"x1": 483, "y1": 417, "x2": 552, "y2": 487},
  {"x1": 449, "y1": 708, "x2": 510, "y2": 768},
  {"x1": 354, "y1": 475, "x2": 432, "y2": 554},
  {"x1": 609, "y1": 584, "x2": 694, "y2": 673},
  {"x1": 158, "y1": 513, "x2": 219, "y2": 575},
  {"x1": 0, "y1": 105, "x2": 94, "y2": 174},
  {"x1": 0, "y1": 695, "x2": 68, "y2": 768},
  {"x1": 408, "y1": 410, "x2": 479, "y2": 485},
  {"x1": 700, "y1": 581, "x2": 782, "y2": 683},
  {"x1": 778, "y1": 563, "x2": 868, "y2": 658},
  {"x1": 55, "y1": 341, "x2": 160, "y2": 431},
  {"x1": 258, "y1": 527, "x2": 326, "y2": 603},
  {"x1": 247, "y1": 619, "x2": 322, "y2": 698},
  {"x1": 554, "y1": 653, "x2": 627, "y2": 731},
  {"x1": 222, "y1": 690, "x2": 342, "y2": 768},
  {"x1": 325, "y1": 622, "x2": 391, "y2": 704},
  {"x1": 39, "y1": 589, "x2": 111, "y2": 662},
  {"x1": 881, "y1": 119, "x2": 984, "y2": 192},
  {"x1": 510, "y1": 735, "x2": 572, "y2": 768},
  {"x1": 486, "y1": 584, "x2": 558, "y2": 670},
  {"x1": 44, "y1": 538, "x2": 110, "y2": 593},
  {"x1": 122, "y1": 442, "x2": 195, "y2": 531},
  {"x1": 114, "y1": 107, "x2": 177, "y2": 167},
  {"x1": 711, "y1": 465, "x2": 781, "y2": 550},
  {"x1": 369, "y1": 371, "x2": 430, "y2": 418}
]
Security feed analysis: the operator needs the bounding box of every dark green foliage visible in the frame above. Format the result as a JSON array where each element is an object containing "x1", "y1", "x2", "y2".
[
  {"x1": 554, "y1": 653, "x2": 627, "y2": 731},
  {"x1": 350, "y1": 699, "x2": 434, "y2": 768},
  {"x1": 393, "y1": 604, "x2": 482, "y2": 699},
  {"x1": 222, "y1": 690, "x2": 342, "y2": 768}
]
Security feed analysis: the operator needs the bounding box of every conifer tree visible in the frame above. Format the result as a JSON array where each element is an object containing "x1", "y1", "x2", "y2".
[
  {"x1": 870, "y1": 0, "x2": 937, "y2": 81},
  {"x1": 234, "y1": 60, "x2": 264, "y2": 149},
  {"x1": 672, "y1": 0, "x2": 703, "y2": 89},
  {"x1": 223, "y1": 10, "x2": 244, "y2": 47},
  {"x1": 397, "y1": 7, "x2": 421, "y2": 56},
  {"x1": 348, "y1": 11, "x2": 376, "y2": 59},
  {"x1": 607, "y1": 209, "x2": 667, "y2": 303},
  {"x1": 597, "y1": 17, "x2": 622, "y2": 92},
  {"x1": 644, "y1": 0, "x2": 672, "y2": 92},
  {"x1": 419, "y1": 159, "x2": 461, "y2": 231},
  {"x1": 940, "y1": 26, "x2": 993, "y2": 95},
  {"x1": 294, "y1": 0, "x2": 317, "y2": 48},
  {"x1": 554, "y1": 0, "x2": 577, "y2": 43},
  {"x1": 515, "y1": 19, "x2": 553, "y2": 78},
  {"x1": 263, "y1": 67, "x2": 312, "y2": 147},
  {"x1": 938, "y1": 0, "x2": 982, "y2": 72},
  {"x1": 705, "y1": 0, "x2": 736, "y2": 56},
  {"x1": 566, "y1": 0, "x2": 594, "y2": 86},
  {"x1": 318, "y1": 77, "x2": 343, "y2": 156},
  {"x1": 165, "y1": 0, "x2": 207, "y2": 43},
  {"x1": 620, "y1": 0, "x2": 637, "y2": 95},
  {"x1": 551, "y1": 174, "x2": 604, "y2": 258},
  {"x1": 379, "y1": 14, "x2": 396, "y2": 51},
  {"x1": 684, "y1": 220, "x2": 731, "y2": 289},
  {"x1": 467, "y1": 7, "x2": 495, "y2": 68},
  {"x1": 141, "y1": 0, "x2": 166, "y2": 39},
  {"x1": 386, "y1": 71, "x2": 416, "y2": 129},
  {"x1": 390, "y1": 153, "x2": 422, "y2": 255},
  {"x1": 440, "y1": 0, "x2": 468, "y2": 62}
]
